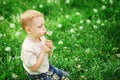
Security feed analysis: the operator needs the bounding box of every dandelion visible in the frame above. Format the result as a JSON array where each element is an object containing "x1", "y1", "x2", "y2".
[
  {"x1": 80, "y1": 20, "x2": 84, "y2": 23},
  {"x1": 93, "y1": 8, "x2": 98, "y2": 13},
  {"x1": 0, "y1": 16, "x2": 4, "y2": 20},
  {"x1": 77, "y1": 64, "x2": 81, "y2": 69},
  {"x1": 3, "y1": 1, "x2": 6, "y2": 4},
  {"x1": 102, "y1": 5, "x2": 106, "y2": 10},
  {"x1": 97, "y1": 19, "x2": 101, "y2": 24},
  {"x1": 47, "y1": 31, "x2": 53, "y2": 36},
  {"x1": 116, "y1": 54, "x2": 120, "y2": 58},
  {"x1": 86, "y1": 19, "x2": 91, "y2": 23},
  {"x1": 39, "y1": 4, "x2": 43, "y2": 8},
  {"x1": 57, "y1": 24, "x2": 62, "y2": 28},
  {"x1": 65, "y1": 0, "x2": 70, "y2": 4},
  {"x1": 70, "y1": 28, "x2": 75, "y2": 33},
  {"x1": 81, "y1": 75, "x2": 85, "y2": 79},
  {"x1": 12, "y1": 73, "x2": 18, "y2": 78},
  {"x1": 58, "y1": 40, "x2": 63, "y2": 45},
  {"x1": 47, "y1": 0, "x2": 51, "y2": 3},
  {"x1": 65, "y1": 15, "x2": 69, "y2": 19},
  {"x1": 93, "y1": 25, "x2": 97, "y2": 29},
  {"x1": 110, "y1": 0, "x2": 113, "y2": 4},
  {"x1": 10, "y1": 23, "x2": 15, "y2": 28},
  {"x1": 5, "y1": 47, "x2": 11, "y2": 52},
  {"x1": 0, "y1": 33, "x2": 3, "y2": 38},
  {"x1": 76, "y1": 12, "x2": 80, "y2": 16},
  {"x1": 79, "y1": 26, "x2": 83, "y2": 30},
  {"x1": 15, "y1": 31, "x2": 21, "y2": 36}
]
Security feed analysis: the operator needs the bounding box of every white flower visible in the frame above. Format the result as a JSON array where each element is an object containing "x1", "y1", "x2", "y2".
[
  {"x1": 47, "y1": 31, "x2": 53, "y2": 36},
  {"x1": 60, "y1": 8, "x2": 63, "y2": 11},
  {"x1": 81, "y1": 75, "x2": 85, "y2": 79},
  {"x1": 57, "y1": 24, "x2": 62, "y2": 28},
  {"x1": 39, "y1": 4, "x2": 43, "y2": 8},
  {"x1": 102, "y1": 5, "x2": 106, "y2": 10},
  {"x1": 12, "y1": 73, "x2": 18, "y2": 78},
  {"x1": 101, "y1": 23, "x2": 105, "y2": 26},
  {"x1": 80, "y1": 20, "x2": 84, "y2": 23},
  {"x1": 65, "y1": 15, "x2": 69, "y2": 19},
  {"x1": 86, "y1": 19, "x2": 91, "y2": 23},
  {"x1": 10, "y1": 23, "x2": 15, "y2": 28},
  {"x1": 5, "y1": 47, "x2": 11, "y2": 52},
  {"x1": 77, "y1": 64, "x2": 81, "y2": 69},
  {"x1": 110, "y1": 0, "x2": 113, "y2": 4},
  {"x1": 85, "y1": 48, "x2": 90, "y2": 53},
  {"x1": 79, "y1": 26, "x2": 83, "y2": 30},
  {"x1": 70, "y1": 29, "x2": 75, "y2": 33},
  {"x1": 76, "y1": 12, "x2": 80, "y2": 16},
  {"x1": 32, "y1": 6, "x2": 36, "y2": 9},
  {"x1": 93, "y1": 8, "x2": 98, "y2": 13},
  {"x1": 0, "y1": 33, "x2": 3, "y2": 38},
  {"x1": 0, "y1": 16, "x2": 4, "y2": 20},
  {"x1": 47, "y1": 0, "x2": 51, "y2": 3},
  {"x1": 93, "y1": 25, "x2": 97, "y2": 29},
  {"x1": 58, "y1": 41, "x2": 63, "y2": 45},
  {"x1": 15, "y1": 32, "x2": 21, "y2": 36},
  {"x1": 117, "y1": 54, "x2": 120, "y2": 58},
  {"x1": 65, "y1": 0, "x2": 70, "y2": 4},
  {"x1": 3, "y1": 1, "x2": 6, "y2": 4},
  {"x1": 97, "y1": 19, "x2": 101, "y2": 24}
]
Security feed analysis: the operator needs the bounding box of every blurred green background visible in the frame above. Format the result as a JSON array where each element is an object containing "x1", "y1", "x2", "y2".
[{"x1": 0, "y1": 0, "x2": 120, "y2": 80}]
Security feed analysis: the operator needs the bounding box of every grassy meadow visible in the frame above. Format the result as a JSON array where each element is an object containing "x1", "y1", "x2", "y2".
[{"x1": 0, "y1": 0, "x2": 120, "y2": 80}]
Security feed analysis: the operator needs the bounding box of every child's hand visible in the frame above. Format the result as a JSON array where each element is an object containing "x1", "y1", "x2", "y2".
[
  {"x1": 41, "y1": 44, "x2": 50, "y2": 53},
  {"x1": 46, "y1": 40, "x2": 53, "y2": 56},
  {"x1": 46, "y1": 40, "x2": 52, "y2": 49}
]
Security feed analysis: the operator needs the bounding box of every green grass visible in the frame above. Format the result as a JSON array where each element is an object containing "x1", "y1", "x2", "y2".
[{"x1": 0, "y1": 0, "x2": 120, "y2": 80}]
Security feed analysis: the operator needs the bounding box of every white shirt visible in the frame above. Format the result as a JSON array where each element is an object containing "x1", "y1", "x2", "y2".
[{"x1": 21, "y1": 36, "x2": 49, "y2": 75}]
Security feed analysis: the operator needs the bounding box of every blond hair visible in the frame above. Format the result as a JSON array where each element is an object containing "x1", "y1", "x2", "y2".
[{"x1": 20, "y1": 10, "x2": 43, "y2": 30}]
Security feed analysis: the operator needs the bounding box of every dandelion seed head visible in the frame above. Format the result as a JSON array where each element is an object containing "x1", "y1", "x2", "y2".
[
  {"x1": 57, "y1": 24, "x2": 62, "y2": 28},
  {"x1": 93, "y1": 8, "x2": 98, "y2": 13},
  {"x1": 58, "y1": 40, "x2": 63, "y2": 45},
  {"x1": 47, "y1": 31, "x2": 53, "y2": 36},
  {"x1": 10, "y1": 23, "x2": 15, "y2": 28},
  {"x1": 39, "y1": 4, "x2": 43, "y2": 8},
  {"x1": 5, "y1": 47, "x2": 11, "y2": 52}
]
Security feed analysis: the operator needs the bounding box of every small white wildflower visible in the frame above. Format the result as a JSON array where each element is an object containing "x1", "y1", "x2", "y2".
[
  {"x1": 15, "y1": 32, "x2": 21, "y2": 36},
  {"x1": 75, "y1": 57, "x2": 78, "y2": 61},
  {"x1": 101, "y1": 23, "x2": 105, "y2": 26},
  {"x1": 63, "y1": 47, "x2": 67, "y2": 49},
  {"x1": 110, "y1": 0, "x2": 113, "y2": 4},
  {"x1": 93, "y1": 25, "x2": 97, "y2": 29},
  {"x1": 116, "y1": 54, "x2": 120, "y2": 58},
  {"x1": 58, "y1": 40, "x2": 63, "y2": 45},
  {"x1": 39, "y1": 4, "x2": 43, "y2": 8},
  {"x1": 85, "y1": 48, "x2": 90, "y2": 53},
  {"x1": 32, "y1": 6, "x2": 36, "y2": 9},
  {"x1": 65, "y1": 15, "x2": 69, "y2": 19},
  {"x1": 10, "y1": 23, "x2": 15, "y2": 28},
  {"x1": 77, "y1": 64, "x2": 81, "y2": 69},
  {"x1": 0, "y1": 33, "x2": 3, "y2": 38},
  {"x1": 97, "y1": 19, "x2": 101, "y2": 24},
  {"x1": 12, "y1": 73, "x2": 18, "y2": 78},
  {"x1": 102, "y1": 0, "x2": 105, "y2": 2},
  {"x1": 102, "y1": 5, "x2": 106, "y2": 10},
  {"x1": 57, "y1": 24, "x2": 62, "y2": 28},
  {"x1": 0, "y1": 16, "x2": 4, "y2": 20},
  {"x1": 70, "y1": 29, "x2": 75, "y2": 33},
  {"x1": 5, "y1": 47, "x2": 11, "y2": 52},
  {"x1": 76, "y1": 12, "x2": 80, "y2": 16},
  {"x1": 86, "y1": 19, "x2": 91, "y2": 23},
  {"x1": 93, "y1": 8, "x2": 98, "y2": 13},
  {"x1": 79, "y1": 26, "x2": 83, "y2": 30},
  {"x1": 3, "y1": 1, "x2": 6, "y2": 4},
  {"x1": 47, "y1": 31, "x2": 53, "y2": 36},
  {"x1": 81, "y1": 75, "x2": 85, "y2": 79},
  {"x1": 60, "y1": 8, "x2": 63, "y2": 11},
  {"x1": 65, "y1": 0, "x2": 70, "y2": 4},
  {"x1": 80, "y1": 20, "x2": 84, "y2": 23},
  {"x1": 47, "y1": 0, "x2": 51, "y2": 3}
]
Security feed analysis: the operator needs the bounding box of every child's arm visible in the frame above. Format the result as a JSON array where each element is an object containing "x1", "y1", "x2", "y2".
[{"x1": 30, "y1": 44, "x2": 50, "y2": 72}]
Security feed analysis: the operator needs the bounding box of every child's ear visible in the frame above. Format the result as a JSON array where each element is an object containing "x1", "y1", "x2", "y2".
[{"x1": 25, "y1": 27, "x2": 31, "y2": 34}]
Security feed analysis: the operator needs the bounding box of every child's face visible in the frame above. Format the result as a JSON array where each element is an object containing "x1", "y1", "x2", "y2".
[{"x1": 30, "y1": 17, "x2": 46, "y2": 37}]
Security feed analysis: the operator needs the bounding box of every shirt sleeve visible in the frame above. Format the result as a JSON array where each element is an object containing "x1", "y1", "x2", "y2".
[{"x1": 21, "y1": 47, "x2": 37, "y2": 67}]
